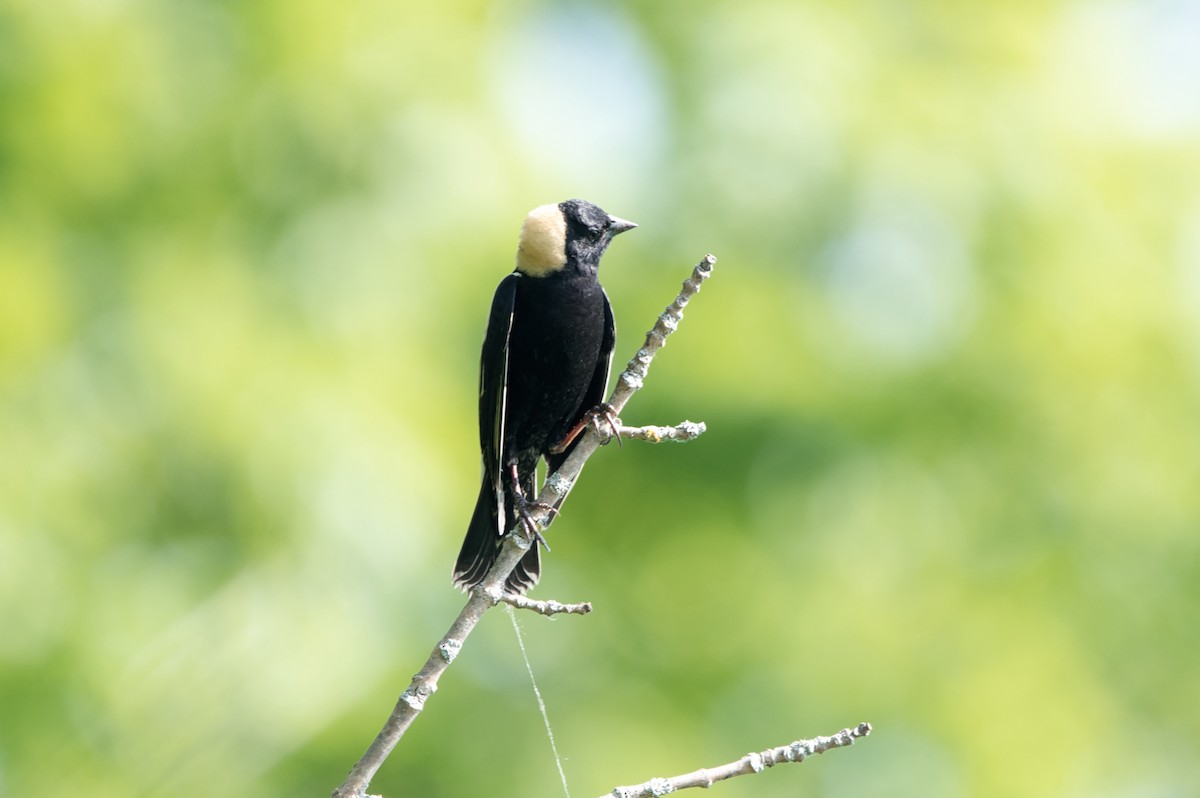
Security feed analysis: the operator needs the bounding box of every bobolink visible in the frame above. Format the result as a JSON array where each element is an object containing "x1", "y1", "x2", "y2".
[{"x1": 453, "y1": 199, "x2": 636, "y2": 594}]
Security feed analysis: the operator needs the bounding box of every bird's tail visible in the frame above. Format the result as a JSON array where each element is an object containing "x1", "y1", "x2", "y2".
[{"x1": 453, "y1": 478, "x2": 541, "y2": 595}]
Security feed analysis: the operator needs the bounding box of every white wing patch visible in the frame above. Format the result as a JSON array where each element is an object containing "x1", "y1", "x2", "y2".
[{"x1": 493, "y1": 296, "x2": 515, "y2": 533}]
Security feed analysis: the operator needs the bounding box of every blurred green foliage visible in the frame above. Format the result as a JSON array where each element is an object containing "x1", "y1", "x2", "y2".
[{"x1": 2, "y1": 1, "x2": 1199, "y2": 796}]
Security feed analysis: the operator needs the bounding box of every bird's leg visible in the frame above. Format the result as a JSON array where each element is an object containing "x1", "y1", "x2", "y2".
[
  {"x1": 549, "y1": 402, "x2": 622, "y2": 455},
  {"x1": 508, "y1": 462, "x2": 555, "y2": 551}
]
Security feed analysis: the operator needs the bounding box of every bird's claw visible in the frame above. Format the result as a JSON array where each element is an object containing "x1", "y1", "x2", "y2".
[
  {"x1": 591, "y1": 402, "x2": 623, "y2": 448},
  {"x1": 550, "y1": 402, "x2": 623, "y2": 454},
  {"x1": 513, "y1": 494, "x2": 556, "y2": 551},
  {"x1": 508, "y1": 462, "x2": 556, "y2": 551}
]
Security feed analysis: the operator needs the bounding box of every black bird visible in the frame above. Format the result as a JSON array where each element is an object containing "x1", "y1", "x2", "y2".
[{"x1": 453, "y1": 199, "x2": 636, "y2": 594}]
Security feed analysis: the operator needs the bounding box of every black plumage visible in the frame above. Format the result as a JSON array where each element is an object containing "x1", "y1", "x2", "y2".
[{"x1": 453, "y1": 199, "x2": 636, "y2": 594}]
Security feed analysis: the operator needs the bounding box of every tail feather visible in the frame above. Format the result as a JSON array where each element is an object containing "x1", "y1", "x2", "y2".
[{"x1": 453, "y1": 479, "x2": 540, "y2": 595}]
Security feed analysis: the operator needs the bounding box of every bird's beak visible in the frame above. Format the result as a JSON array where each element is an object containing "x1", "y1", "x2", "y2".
[{"x1": 607, "y1": 215, "x2": 638, "y2": 236}]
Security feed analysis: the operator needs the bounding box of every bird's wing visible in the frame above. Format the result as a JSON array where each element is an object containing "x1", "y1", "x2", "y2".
[
  {"x1": 479, "y1": 273, "x2": 520, "y2": 531},
  {"x1": 543, "y1": 286, "x2": 616, "y2": 483},
  {"x1": 584, "y1": 287, "x2": 617, "y2": 408}
]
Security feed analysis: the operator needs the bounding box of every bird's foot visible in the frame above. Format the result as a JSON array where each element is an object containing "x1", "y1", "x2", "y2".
[
  {"x1": 509, "y1": 463, "x2": 556, "y2": 551},
  {"x1": 549, "y1": 402, "x2": 622, "y2": 454},
  {"x1": 513, "y1": 495, "x2": 557, "y2": 551}
]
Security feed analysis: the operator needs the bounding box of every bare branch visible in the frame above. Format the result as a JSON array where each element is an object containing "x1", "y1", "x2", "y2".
[
  {"x1": 331, "y1": 255, "x2": 716, "y2": 798},
  {"x1": 526, "y1": 254, "x2": 716, "y2": 522},
  {"x1": 603, "y1": 723, "x2": 873, "y2": 798},
  {"x1": 612, "y1": 421, "x2": 706, "y2": 444},
  {"x1": 610, "y1": 254, "x2": 716, "y2": 414},
  {"x1": 497, "y1": 592, "x2": 593, "y2": 617}
]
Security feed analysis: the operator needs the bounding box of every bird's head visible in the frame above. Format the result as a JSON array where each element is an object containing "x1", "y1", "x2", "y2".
[{"x1": 515, "y1": 199, "x2": 636, "y2": 277}]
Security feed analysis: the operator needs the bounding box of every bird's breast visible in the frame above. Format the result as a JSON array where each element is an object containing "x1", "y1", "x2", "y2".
[{"x1": 503, "y1": 275, "x2": 607, "y2": 451}]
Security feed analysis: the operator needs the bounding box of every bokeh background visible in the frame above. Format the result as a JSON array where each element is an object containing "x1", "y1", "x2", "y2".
[{"x1": 3, "y1": 1, "x2": 1199, "y2": 796}]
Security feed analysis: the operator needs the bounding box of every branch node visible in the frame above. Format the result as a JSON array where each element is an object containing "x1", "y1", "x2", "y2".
[
  {"x1": 437, "y1": 639, "x2": 462, "y2": 664},
  {"x1": 479, "y1": 585, "x2": 504, "y2": 606},
  {"x1": 399, "y1": 686, "x2": 431, "y2": 711},
  {"x1": 647, "y1": 777, "x2": 673, "y2": 795}
]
